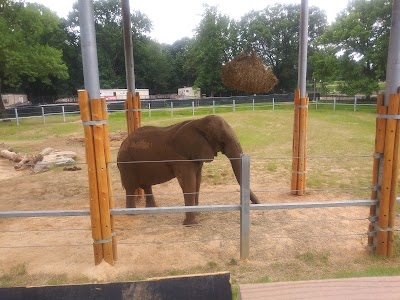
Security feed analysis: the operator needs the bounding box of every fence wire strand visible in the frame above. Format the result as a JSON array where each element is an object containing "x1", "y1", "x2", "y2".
[{"x1": 0, "y1": 215, "x2": 385, "y2": 249}]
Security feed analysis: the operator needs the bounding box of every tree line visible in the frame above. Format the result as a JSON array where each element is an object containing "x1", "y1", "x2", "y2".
[{"x1": 0, "y1": 0, "x2": 393, "y2": 105}]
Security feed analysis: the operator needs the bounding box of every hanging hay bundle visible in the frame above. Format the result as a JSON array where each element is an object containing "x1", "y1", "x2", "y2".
[{"x1": 221, "y1": 52, "x2": 278, "y2": 94}]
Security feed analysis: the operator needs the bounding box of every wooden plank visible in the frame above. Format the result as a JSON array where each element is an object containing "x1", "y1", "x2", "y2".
[
  {"x1": 133, "y1": 92, "x2": 140, "y2": 130},
  {"x1": 124, "y1": 100, "x2": 129, "y2": 135},
  {"x1": 126, "y1": 92, "x2": 134, "y2": 135},
  {"x1": 303, "y1": 97, "x2": 309, "y2": 193},
  {"x1": 376, "y1": 106, "x2": 388, "y2": 153},
  {"x1": 90, "y1": 99, "x2": 114, "y2": 264},
  {"x1": 137, "y1": 91, "x2": 142, "y2": 125},
  {"x1": 369, "y1": 101, "x2": 387, "y2": 247},
  {"x1": 0, "y1": 272, "x2": 231, "y2": 300},
  {"x1": 239, "y1": 276, "x2": 400, "y2": 300},
  {"x1": 291, "y1": 89, "x2": 300, "y2": 194},
  {"x1": 78, "y1": 90, "x2": 103, "y2": 265},
  {"x1": 388, "y1": 93, "x2": 400, "y2": 256},
  {"x1": 101, "y1": 99, "x2": 117, "y2": 261},
  {"x1": 296, "y1": 97, "x2": 307, "y2": 196},
  {"x1": 377, "y1": 95, "x2": 399, "y2": 256},
  {"x1": 376, "y1": 93, "x2": 384, "y2": 113},
  {"x1": 131, "y1": 92, "x2": 144, "y2": 200}
]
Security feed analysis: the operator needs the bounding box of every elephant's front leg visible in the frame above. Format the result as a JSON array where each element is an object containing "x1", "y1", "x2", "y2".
[
  {"x1": 176, "y1": 163, "x2": 199, "y2": 225},
  {"x1": 195, "y1": 166, "x2": 203, "y2": 206}
]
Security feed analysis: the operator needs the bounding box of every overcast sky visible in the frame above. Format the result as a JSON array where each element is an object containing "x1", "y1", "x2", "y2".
[{"x1": 26, "y1": 0, "x2": 350, "y2": 44}]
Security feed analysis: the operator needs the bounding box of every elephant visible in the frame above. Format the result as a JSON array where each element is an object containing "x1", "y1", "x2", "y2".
[{"x1": 117, "y1": 114, "x2": 260, "y2": 225}]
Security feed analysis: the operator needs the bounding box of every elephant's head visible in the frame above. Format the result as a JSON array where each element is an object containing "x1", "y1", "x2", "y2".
[{"x1": 170, "y1": 115, "x2": 260, "y2": 204}]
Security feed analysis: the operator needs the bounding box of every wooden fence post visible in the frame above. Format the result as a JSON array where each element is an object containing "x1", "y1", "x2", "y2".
[
  {"x1": 78, "y1": 90, "x2": 116, "y2": 265},
  {"x1": 370, "y1": 93, "x2": 400, "y2": 257},
  {"x1": 90, "y1": 98, "x2": 115, "y2": 265},
  {"x1": 291, "y1": 89, "x2": 300, "y2": 194},
  {"x1": 124, "y1": 92, "x2": 144, "y2": 201},
  {"x1": 291, "y1": 89, "x2": 308, "y2": 195},
  {"x1": 377, "y1": 95, "x2": 399, "y2": 256},
  {"x1": 78, "y1": 90, "x2": 103, "y2": 265}
]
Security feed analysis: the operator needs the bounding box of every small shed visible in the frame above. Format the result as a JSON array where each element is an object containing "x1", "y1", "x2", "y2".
[
  {"x1": 1, "y1": 94, "x2": 29, "y2": 108},
  {"x1": 178, "y1": 87, "x2": 201, "y2": 99},
  {"x1": 100, "y1": 88, "x2": 149, "y2": 100}
]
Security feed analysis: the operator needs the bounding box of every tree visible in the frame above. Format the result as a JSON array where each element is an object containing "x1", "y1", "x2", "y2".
[
  {"x1": 168, "y1": 37, "x2": 196, "y2": 90},
  {"x1": 65, "y1": 0, "x2": 175, "y2": 93},
  {"x1": 0, "y1": 0, "x2": 68, "y2": 114},
  {"x1": 316, "y1": 0, "x2": 392, "y2": 96},
  {"x1": 134, "y1": 38, "x2": 175, "y2": 94},
  {"x1": 238, "y1": 4, "x2": 327, "y2": 92},
  {"x1": 188, "y1": 5, "x2": 236, "y2": 96}
]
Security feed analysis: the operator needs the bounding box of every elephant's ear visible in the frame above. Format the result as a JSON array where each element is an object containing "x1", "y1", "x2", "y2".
[{"x1": 170, "y1": 121, "x2": 215, "y2": 161}]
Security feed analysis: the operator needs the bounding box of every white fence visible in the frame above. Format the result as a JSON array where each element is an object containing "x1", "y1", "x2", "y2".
[{"x1": 1, "y1": 95, "x2": 377, "y2": 125}]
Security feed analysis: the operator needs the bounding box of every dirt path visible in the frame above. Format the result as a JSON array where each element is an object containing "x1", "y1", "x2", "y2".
[{"x1": 0, "y1": 149, "x2": 372, "y2": 285}]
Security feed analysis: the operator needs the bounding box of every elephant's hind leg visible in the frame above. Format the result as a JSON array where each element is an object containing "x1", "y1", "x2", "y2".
[
  {"x1": 143, "y1": 186, "x2": 157, "y2": 207},
  {"x1": 126, "y1": 188, "x2": 136, "y2": 208}
]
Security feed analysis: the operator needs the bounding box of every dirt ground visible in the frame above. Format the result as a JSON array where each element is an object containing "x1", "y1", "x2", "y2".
[{"x1": 0, "y1": 133, "x2": 376, "y2": 286}]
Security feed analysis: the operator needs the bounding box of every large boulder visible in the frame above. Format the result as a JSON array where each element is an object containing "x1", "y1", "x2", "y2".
[{"x1": 33, "y1": 148, "x2": 78, "y2": 173}]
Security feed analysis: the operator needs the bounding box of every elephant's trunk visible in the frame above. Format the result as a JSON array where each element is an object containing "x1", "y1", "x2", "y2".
[{"x1": 224, "y1": 142, "x2": 260, "y2": 204}]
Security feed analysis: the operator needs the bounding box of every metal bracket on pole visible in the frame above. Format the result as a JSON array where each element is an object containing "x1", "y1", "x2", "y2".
[{"x1": 378, "y1": 114, "x2": 400, "y2": 120}]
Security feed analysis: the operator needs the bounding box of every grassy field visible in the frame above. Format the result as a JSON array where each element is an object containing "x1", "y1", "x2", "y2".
[{"x1": 1, "y1": 103, "x2": 400, "y2": 295}]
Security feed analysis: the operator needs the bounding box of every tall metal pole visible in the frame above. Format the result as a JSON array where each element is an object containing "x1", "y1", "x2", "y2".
[
  {"x1": 78, "y1": 0, "x2": 100, "y2": 99},
  {"x1": 298, "y1": 0, "x2": 309, "y2": 98},
  {"x1": 121, "y1": 0, "x2": 136, "y2": 93},
  {"x1": 384, "y1": 0, "x2": 400, "y2": 104}
]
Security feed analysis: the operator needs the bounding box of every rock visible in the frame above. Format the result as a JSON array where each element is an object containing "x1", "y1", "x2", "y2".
[
  {"x1": 33, "y1": 149, "x2": 78, "y2": 173},
  {"x1": 33, "y1": 161, "x2": 51, "y2": 173},
  {"x1": 40, "y1": 147, "x2": 54, "y2": 156},
  {"x1": 51, "y1": 150, "x2": 77, "y2": 159}
]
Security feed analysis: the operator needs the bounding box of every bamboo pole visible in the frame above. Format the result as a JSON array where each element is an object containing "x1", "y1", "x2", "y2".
[
  {"x1": 90, "y1": 99, "x2": 114, "y2": 264},
  {"x1": 78, "y1": 90, "x2": 103, "y2": 265},
  {"x1": 376, "y1": 95, "x2": 399, "y2": 256},
  {"x1": 101, "y1": 99, "x2": 117, "y2": 261},
  {"x1": 291, "y1": 89, "x2": 301, "y2": 194},
  {"x1": 388, "y1": 93, "x2": 400, "y2": 256}
]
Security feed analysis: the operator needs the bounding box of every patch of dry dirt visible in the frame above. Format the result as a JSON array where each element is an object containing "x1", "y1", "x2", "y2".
[{"x1": 0, "y1": 136, "x2": 373, "y2": 285}]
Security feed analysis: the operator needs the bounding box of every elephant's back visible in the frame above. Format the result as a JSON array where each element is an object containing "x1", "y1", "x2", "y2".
[{"x1": 117, "y1": 125, "x2": 180, "y2": 163}]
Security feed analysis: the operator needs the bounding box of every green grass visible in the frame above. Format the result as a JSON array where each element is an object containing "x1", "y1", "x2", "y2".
[
  {"x1": 0, "y1": 101, "x2": 377, "y2": 196},
  {"x1": 0, "y1": 263, "x2": 92, "y2": 288},
  {"x1": 335, "y1": 265, "x2": 400, "y2": 279},
  {"x1": 297, "y1": 251, "x2": 330, "y2": 265}
]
